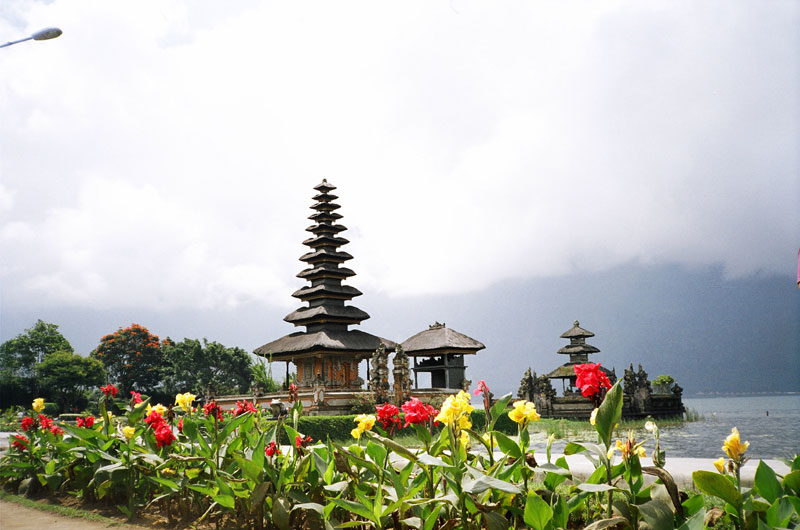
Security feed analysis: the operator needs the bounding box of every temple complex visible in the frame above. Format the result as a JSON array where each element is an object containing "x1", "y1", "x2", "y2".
[{"x1": 254, "y1": 180, "x2": 395, "y2": 392}]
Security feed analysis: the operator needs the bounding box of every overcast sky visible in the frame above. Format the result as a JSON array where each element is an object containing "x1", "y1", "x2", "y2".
[{"x1": 1, "y1": 2, "x2": 797, "y2": 393}]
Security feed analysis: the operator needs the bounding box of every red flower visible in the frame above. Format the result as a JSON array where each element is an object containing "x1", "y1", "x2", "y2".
[
  {"x1": 178, "y1": 418, "x2": 183, "y2": 433},
  {"x1": 38, "y1": 414, "x2": 53, "y2": 430},
  {"x1": 295, "y1": 435, "x2": 313, "y2": 448},
  {"x1": 232, "y1": 400, "x2": 257, "y2": 416},
  {"x1": 49, "y1": 425, "x2": 64, "y2": 437},
  {"x1": 20, "y1": 416, "x2": 34, "y2": 432},
  {"x1": 265, "y1": 441, "x2": 281, "y2": 457},
  {"x1": 573, "y1": 363, "x2": 612, "y2": 399},
  {"x1": 101, "y1": 384, "x2": 119, "y2": 397},
  {"x1": 288, "y1": 383, "x2": 299, "y2": 403},
  {"x1": 130, "y1": 391, "x2": 142, "y2": 404},
  {"x1": 11, "y1": 435, "x2": 28, "y2": 451},
  {"x1": 376, "y1": 403, "x2": 401, "y2": 431},
  {"x1": 77, "y1": 416, "x2": 96, "y2": 428},
  {"x1": 153, "y1": 424, "x2": 176, "y2": 448},
  {"x1": 145, "y1": 410, "x2": 166, "y2": 427},
  {"x1": 401, "y1": 398, "x2": 438, "y2": 428},
  {"x1": 202, "y1": 401, "x2": 223, "y2": 421},
  {"x1": 473, "y1": 380, "x2": 489, "y2": 396}
]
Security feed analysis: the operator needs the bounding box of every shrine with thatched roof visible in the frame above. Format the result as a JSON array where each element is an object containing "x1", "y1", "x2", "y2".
[
  {"x1": 546, "y1": 320, "x2": 615, "y2": 395},
  {"x1": 400, "y1": 322, "x2": 485, "y2": 390}
]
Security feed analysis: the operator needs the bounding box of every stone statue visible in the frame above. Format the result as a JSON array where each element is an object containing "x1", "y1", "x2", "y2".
[
  {"x1": 392, "y1": 345, "x2": 411, "y2": 405},
  {"x1": 369, "y1": 344, "x2": 390, "y2": 403},
  {"x1": 623, "y1": 364, "x2": 637, "y2": 395},
  {"x1": 518, "y1": 368, "x2": 534, "y2": 401}
]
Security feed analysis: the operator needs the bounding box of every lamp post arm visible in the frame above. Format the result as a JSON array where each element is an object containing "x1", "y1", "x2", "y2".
[{"x1": 0, "y1": 37, "x2": 33, "y2": 48}]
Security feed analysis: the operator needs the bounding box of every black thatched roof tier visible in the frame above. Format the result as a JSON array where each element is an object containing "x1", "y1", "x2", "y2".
[
  {"x1": 296, "y1": 266, "x2": 355, "y2": 280},
  {"x1": 314, "y1": 180, "x2": 336, "y2": 193},
  {"x1": 302, "y1": 235, "x2": 349, "y2": 248},
  {"x1": 306, "y1": 223, "x2": 347, "y2": 234},
  {"x1": 560, "y1": 320, "x2": 595, "y2": 339},
  {"x1": 299, "y1": 249, "x2": 353, "y2": 264},
  {"x1": 557, "y1": 344, "x2": 601, "y2": 355},
  {"x1": 284, "y1": 305, "x2": 370, "y2": 325},
  {"x1": 401, "y1": 323, "x2": 485, "y2": 356},
  {"x1": 255, "y1": 330, "x2": 395, "y2": 359},
  {"x1": 546, "y1": 363, "x2": 614, "y2": 379},
  {"x1": 291, "y1": 284, "x2": 362, "y2": 301}
]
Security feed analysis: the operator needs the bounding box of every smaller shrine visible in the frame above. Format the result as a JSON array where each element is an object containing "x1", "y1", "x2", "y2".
[
  {"x1": 400, "y1": 322, "x2": 485, "y2": 390},
  {"x1": 545, "y1": 320, "x2": 616, "y2": 395}
]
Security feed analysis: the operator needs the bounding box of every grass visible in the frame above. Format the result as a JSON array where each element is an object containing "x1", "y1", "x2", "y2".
[{"x1": 0, "y1": 490, "x2": 131, "y2": 526}]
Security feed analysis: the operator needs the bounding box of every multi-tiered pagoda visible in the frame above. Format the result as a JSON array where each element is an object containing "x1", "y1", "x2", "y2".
[
  {"x1": 545, "y1": 320, "x2": 614, "y2": 394},
  {"x1": 255, "y1": 180, "x2": 394, "y2": 390}
]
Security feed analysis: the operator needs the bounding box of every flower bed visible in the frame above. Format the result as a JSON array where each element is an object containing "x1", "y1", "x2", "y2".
[{"x1": 1, "y1": 373, "x2": 798, "y2": 529}]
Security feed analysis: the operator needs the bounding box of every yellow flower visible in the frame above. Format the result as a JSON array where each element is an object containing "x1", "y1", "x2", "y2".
[
  {"x1": 174, "y1": 392, "x2": 196, "y2": 413},
  {"x1": 351, "y1": 414, "x2": 376, "y2": 439},
  {"x1": 590, "y1": 408, "x2": 598, "y2": 426},
  {"x1": 435, "y1": 391, "x2": 474, "y2": 429},
  {"x1": 508, "y1": 400, "x2": 540, "y2": 425},
  {"x1": 722, "y1": 427, "x2": 749, "y2": 461},
  {"x1": 123, "y1": 426, "x2": 136, "y2": 440},
  {"x1": 713, "y1": 457, "x2": 726, "y2": 474},
  {"x1": 146, "y1": 403, "x2": 168, "y2": 417},
  {"x1": 459, "y1": 430, "x2": 470, "y2": 448},
  {"x1": 32, "y1": 398, "x2": 45, "y2": 413},
  {"x1": 614, "y1": 431, "x2": 646, "y2": 461}
]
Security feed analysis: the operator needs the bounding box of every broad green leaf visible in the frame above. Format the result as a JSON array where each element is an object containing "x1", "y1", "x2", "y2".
[
  {"x1": 462, "y1": 474, "x2": 521, "y2": 495},
  {"x1": 235, "y1": 456, "x2": 261, "y2": 481},
  {"x1": 400, "y1": 516, "x2": 423, "y2": 529},
  {"x1": 638, "y1": 498, "x2": 675, "y2": 530},
  {"x1": 552, "y1": 494, "x2": 569, "y2": 529},
  {"x1": 213, "y1": 493, "x2": 235, "y2": 510},
  {"x1": 128, "y1": 397, "x2": 151, "y2": 425},
  {"x1": 488, "y1": 393, "x2": 513, "y2": 430},
  {"x1": 755, "y1": 460, "x2": 782, "y2": 503},
  {"x1": 577, "y1": 483, "x2": 617, "y2": 493},
  {"x1": 329, "y1": 498, "x2": 377, "y2": 523},
  {"x1": 692, "y1": 470, "x2": 742, "y2": 509},
  {"x1": 417, "y1": 453, "x2": 449, "y2": 468},
  {"x1": 783, "y1": 470, "x2": 800, "y2": 496},
  {"x1": 249, "y1": 482, "x2": 269, "y2": 514},
  {"x1": 292, "y1": 502, "x2": 325, "y2": 517},
  {"x1": 181, "y1": 417, "x2": 198, "y2": 440},
  {"x1": 595, "y1": 382, "x2": 623, "y2": 449},
  {"x1": 493, "y1": 431, "x2": 522, "y2": 458},
  {"x1": 187, "y1": 484, "x2": 217, "y2": 497},
  {"x1": 765, "y1": 497, "x2": 794, "y2": 528},
  {"x1": 96, "y1": 479, "x2": 113, "y2": 499},
  {"x1": 583, "y1": 517, "x2": 629, "y2": 530},
  {"x1": 681, "y1": 494, "x2": 705, "y2": 516},
  {"x1": 524, "y1": 491, "x2": 553, "y2": 530},
  {"x1": 148, "y1": 476, "x2": 180, "y2": 491},
  {"x1": 365, "y1": 430, "x2": 418, "y2": 462},
  {"x1": 365, "y1": 439, "x2": 388, "y2": 467},
  {"x1": 676, "y1": 507, "x2": 706, "y2": 530}
]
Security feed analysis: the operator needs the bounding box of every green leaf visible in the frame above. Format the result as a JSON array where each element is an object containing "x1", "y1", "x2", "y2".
[
  {"x1": 681, "y1": 494, "x2": 705, "y2": 516},
  {"x1": 765, "y1": 497, "x2": 795, "y2": 528},
  {"x1": 417, "y1": 453, "x2": 449, "y2": 468},
  {"x1": 638, "y1": 498, "x2": 675, "y2": 530},
  {"x1": 148, "y1": 476, "x2": 180, "y2": 491},
  {"x1": 401, "y1": 516, "x2": 423, "y2": 529},
  {"x1": 488, "y1": 393, "x2": 513, "y2": 430},
  {"x1": 754, "y1": 460, "x2": 782, "y2": 503},
  {"x1": 462, "y1": 474, "x2": 521, "y2": 495},
  {"x1": 595, "y1": 382, "x2": 623, "y2": 450},
  {"x1": 552, "y1": 494, "x2": 569, "y2": 529},
  {"x1": 329, "y1": 498, "x2": 377, "y2": 524},
  {"x1": 493, "y1": 431, "x2": 522, "y2": 458},
  {"x1": 236, "y1": 456, "x2": 262, "y2": 481},
  {"x1": 692, "y1": 470, "x2": 742, "y2": 509},
  {"x1": 783, "y1": 470, "x2": 800, "y2": 496},
  {"x1": 128, "y1": 396, "x2": 151, "y2": 425},
  {"x1": 523, "y1": 491, "x2": 553, "y2": 530},
  {"x1": 187, "y1": 484, "x2": 217, "y2": 497},
  {"x1": 577, "y1": 483, "x2": 617, "y2": 493},
  {"x1": 364, "y1": 430, "x2": 418, "y2": 462},
  {"x1": 96, "y1": 479, "x2": 113, "y2": 499},
  {"x1": 292, "y1": 502, "x2": 324, "y2": 517},
  {"x1": 249, "y1": 482, "x2": 269, "y2": 514},
  {"x1": 213, "y1": 493, "x2": 235, "y2": 510},
  {"x1": 676, "y1": 508, "x2": 706, "y2": 530},
  {"x1": 583, "y1": 517, "x2": 629, "y2": 530}
]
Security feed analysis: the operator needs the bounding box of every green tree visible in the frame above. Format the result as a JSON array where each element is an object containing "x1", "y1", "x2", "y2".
[
  {"x1": 162, "y1": 338, "x2": 253, "y2": 397},
  {"x1": 91, "y1": 323, "x2": 164, "y2": 394},
  {"x1": 0, "y1": 320, "x2": 74, "y2": 378},
  {"x1": 36, "y1": 351, "x2": 106, "y2": 412}
]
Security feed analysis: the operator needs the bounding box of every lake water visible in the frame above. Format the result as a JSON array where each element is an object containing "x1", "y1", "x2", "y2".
[{"x1": 537, "y1": 395, "x2": 800, "y2": 460}]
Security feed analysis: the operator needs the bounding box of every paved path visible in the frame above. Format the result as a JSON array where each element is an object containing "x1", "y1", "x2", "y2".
[{"x1": 0, "y1": 500, "x2": 149, "y2": 529}]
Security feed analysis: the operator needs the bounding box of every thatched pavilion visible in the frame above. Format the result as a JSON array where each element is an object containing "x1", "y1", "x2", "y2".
[
  {"x1": 401, "y1": 322, "x2": 485, "y2": 390},
  {"x1": 254, "y1": 180, "x2": 395, "y2": 390}
]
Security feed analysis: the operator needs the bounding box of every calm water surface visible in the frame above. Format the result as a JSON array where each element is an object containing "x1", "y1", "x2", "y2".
[{"x1": 538, "y1": 395, "x2": 800, "y2": 460}]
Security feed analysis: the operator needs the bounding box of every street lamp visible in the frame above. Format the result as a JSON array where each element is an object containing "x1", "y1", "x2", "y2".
[{"x1": 1, "y1": 27, "x2": 62, "y2": 49}]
